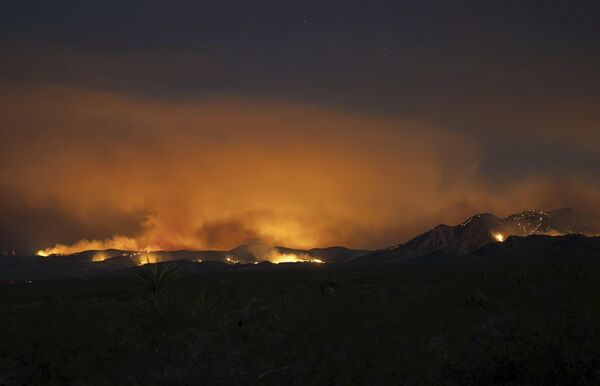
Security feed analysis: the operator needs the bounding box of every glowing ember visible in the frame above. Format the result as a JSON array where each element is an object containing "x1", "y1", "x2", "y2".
[
  {"x1": 493, "y1": 233, "x2": 505, "y2": 242},
  {"x1": 225, "y1": 256, "x2": 240, "y2": 264}
]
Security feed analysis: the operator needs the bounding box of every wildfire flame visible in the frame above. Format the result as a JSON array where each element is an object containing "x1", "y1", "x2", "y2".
[
  {"x1": 36, "y1": 236, "x2": 144, "y2": 257},
  {"x1": 493, "y1": 233, "x2": 505, "y2": 242},
  {"x1": 36, "y1": 240, "x2": 326, "y2": 265},
  {"x1": 92, "y1": 252, "x2": 109, "y2": 262},
  {"x1": 269, "y1": 253, "x2": 324, "y2": 264},
  {"x1": 135, "y1": 252, "x2": 160, "y2": 266}
]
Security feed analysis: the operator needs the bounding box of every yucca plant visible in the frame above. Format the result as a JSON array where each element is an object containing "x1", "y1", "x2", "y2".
[
  {"x1": 132, "y1": 262, "x2": 187, "y2": 354},
  {"x1": 135, "y1": 261, "x2": 185, "y2": 296}
]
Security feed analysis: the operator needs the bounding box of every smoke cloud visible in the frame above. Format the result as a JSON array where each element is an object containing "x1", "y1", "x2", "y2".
[{"x1": 1, "y1": 85, "x2": 599, "y2": 254}]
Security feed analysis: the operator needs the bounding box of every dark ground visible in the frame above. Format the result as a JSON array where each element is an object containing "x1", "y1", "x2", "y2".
[{"x1": 2, "y1": 261, "x2": 600, "y2": 386}]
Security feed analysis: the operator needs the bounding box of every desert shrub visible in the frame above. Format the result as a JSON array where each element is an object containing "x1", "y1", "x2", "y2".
[{"x1": 436, "y1": 312, "x2": 600, "y2": 386}]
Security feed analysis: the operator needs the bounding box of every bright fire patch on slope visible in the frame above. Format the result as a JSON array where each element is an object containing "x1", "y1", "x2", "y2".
[
  {"x1": 35, "y1": 236, "x2": 328, "y2": 265},
  {"x1": 226, "y1": 250, "x2": 324, "y2": 264},
  {"x1": 135, "y1": 252, "x2": 160, "y2": 266},
  {"x1": 92, "y1": 252, "x2": 109, "y2": 262},
  {"x1": 35, "y1": 236, "x2": 144, "y2": 257},
  {"x1": 269, "y1": 253, "x2": 324, "y2": 264},
  {"x1": 36, "y1": 249, "x2": 53, "y2": 257},
  {"x1": 493, "y1": 233, "x2": 505, "y2": 242}
]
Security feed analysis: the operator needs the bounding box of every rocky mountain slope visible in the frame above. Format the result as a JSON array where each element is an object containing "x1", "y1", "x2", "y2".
[{"x1": 363, "y1": 209, "x2": 600, "y2": 262}]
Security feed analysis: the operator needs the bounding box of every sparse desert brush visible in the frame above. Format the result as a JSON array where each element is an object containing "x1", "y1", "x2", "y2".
[
  {"x1": 465, "y1": 290, "x2": 494, "y2": 312},
  {"x1": 3, "y1": 263, "x2": 600, "y2": 385},
  {"x1": 315, "y1": 277, "x2": 342, "y2": 297}
]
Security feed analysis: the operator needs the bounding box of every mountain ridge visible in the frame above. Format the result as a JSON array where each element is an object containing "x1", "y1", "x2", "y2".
[
  {"x1": 360, "y1": 208, "x2": 600, "y2": 262},
  {"x1": 2, "y1": 208, "x2": 600, "y2": 281}
]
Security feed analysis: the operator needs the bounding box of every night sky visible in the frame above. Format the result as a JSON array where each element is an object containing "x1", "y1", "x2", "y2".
[{"x1": 1, "y1": 0, "x2": 599, "y2": 254}]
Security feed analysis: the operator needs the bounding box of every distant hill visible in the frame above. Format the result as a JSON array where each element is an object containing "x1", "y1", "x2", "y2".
[
  {"x1": 0, "y1": 244, "x2": 370, "y2": 282},
  {"x1": 360, "y1": 209, "x2": 600, "y2": 262},
  {"x1": 3, "y1": 209, "x2": 599, "y2": 281}
]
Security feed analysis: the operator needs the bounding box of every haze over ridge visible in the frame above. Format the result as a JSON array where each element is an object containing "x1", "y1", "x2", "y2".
[{"x1": 1, "y1": 1, "x2": 600, "y2": 254}]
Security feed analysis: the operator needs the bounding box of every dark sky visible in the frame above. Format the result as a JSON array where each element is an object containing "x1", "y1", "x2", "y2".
[{"x1": 1, "y1": 0, "x2": 599, "y2": 254}]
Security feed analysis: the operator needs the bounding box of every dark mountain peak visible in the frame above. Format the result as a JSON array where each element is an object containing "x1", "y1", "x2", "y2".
[
  {"x1": 394, "y1": 217, "x2": 502, "y2": 259},
  {"x1": 362, "y1": 208, "x2": 600, "y2": 262}
]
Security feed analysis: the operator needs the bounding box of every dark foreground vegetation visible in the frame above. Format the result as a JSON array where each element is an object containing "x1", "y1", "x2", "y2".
[{"x1": 2, "y1": 262, "x2": 600, "y2": 385}]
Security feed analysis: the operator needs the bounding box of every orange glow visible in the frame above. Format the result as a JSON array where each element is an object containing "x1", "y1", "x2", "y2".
[
  {"x1": 7, "y1": 86, "x2": 600, "y2": 257},
  {"x1": 267, "y1": 252, "x2": 325, "y2": 264},
  {"x1": 135, "y1": 252, "x2": 160, "y2": 266},
  {"x1": 9, "y1": 86, "x2": 491, "y2": 255},
  {"x1": 493, "y1": 233, "x2": 505, "y2": 242},
  {"x1": 92, "y1": 252, "x2": 109, "y2": 262},
  {"x1": 36, "y1": 236, "x2": 144, "y2": 257}
]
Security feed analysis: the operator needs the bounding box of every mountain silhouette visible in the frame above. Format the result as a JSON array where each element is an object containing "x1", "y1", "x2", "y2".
[
  {"x1": 2, "y1": 209, "x2": 599, "y2": 281},
  {"x1": 0, "y1": 244, "x2": 370, "y2": 281},
  {"x1": 362, "y1": 209, "x2": 600, "y2": 262}
]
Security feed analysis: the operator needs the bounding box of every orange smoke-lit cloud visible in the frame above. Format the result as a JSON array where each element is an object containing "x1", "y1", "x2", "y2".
[{"x1": 1, "y1": 85, "x2": 600, "y2": 254}]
